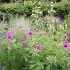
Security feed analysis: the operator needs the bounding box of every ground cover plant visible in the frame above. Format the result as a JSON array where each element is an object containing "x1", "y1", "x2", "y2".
[{"x1": 0, "y1": 0, "x2": 70, "y2": 70}]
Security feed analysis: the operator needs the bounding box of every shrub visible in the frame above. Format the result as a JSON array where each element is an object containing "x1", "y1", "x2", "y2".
[{"x1": 0, "y1": 1, "x2": 70, "y2": 18}]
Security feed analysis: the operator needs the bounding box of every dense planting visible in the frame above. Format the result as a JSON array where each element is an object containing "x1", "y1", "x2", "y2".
[{"x1": 0, "y1": 0, "x2": 70, "y2": 70}]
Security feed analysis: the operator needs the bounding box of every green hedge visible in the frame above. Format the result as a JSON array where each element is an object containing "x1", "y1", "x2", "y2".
[
  {"x1": 0, "y1": 1, "x2": 37, "y2": 16},
  {"x1": 0, "y1": 1, "x2": 70, "y2": 19}
]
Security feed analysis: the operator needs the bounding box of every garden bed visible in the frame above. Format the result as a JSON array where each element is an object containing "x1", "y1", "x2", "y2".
[{"x1": 0, "y1": 0, "x2": 70, "y2": 70}]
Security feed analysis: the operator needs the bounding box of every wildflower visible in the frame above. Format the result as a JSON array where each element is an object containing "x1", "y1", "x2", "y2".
[
  {"x1": 22, "y1": 41, "x2": 28, "y2": 46},
  {"x1": 64, "y1": 34, "x2": 68, "y2": 37},
  {"x1": 35, "y1": 45, "x2": 43, "y2": 51},
  {"x1": 28, "y1": 30, "x2": 33, "y2": 36},
  {"x1": 63, "y1": 42, "x2": 69, "y2": 49},
  {"x1": 6, "y1": 32, "x2": 13, "y2": 41},
  {"x1": 55, "y1": 16, "x2": 64, "y2": 24}
]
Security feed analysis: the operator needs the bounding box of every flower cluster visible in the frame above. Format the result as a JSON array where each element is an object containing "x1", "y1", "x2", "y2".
[{"x1": 0, "y1": 28, "x2": 69, "y2": 52}]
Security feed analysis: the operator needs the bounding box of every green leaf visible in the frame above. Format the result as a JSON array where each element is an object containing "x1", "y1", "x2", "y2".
[
  {"x1": 43, "y1": 35, "x2": 49, "y2": 39},
  {"x1": 38, "y1": 41, "x2": 44, "y2": 45},
  {"x1": 29, "y1": 41, "x2": 37, "y2": 47}
]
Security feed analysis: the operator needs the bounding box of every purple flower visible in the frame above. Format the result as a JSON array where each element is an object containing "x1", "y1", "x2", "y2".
[
  {"x1": 63, "y1": 42, "x2": 69, "y2": 49},
  {"x1": 35, "y1": 45, "x2": 43, "y2": 51},
  {"x1": 22, "y1": 41, "x2": 28, "y2": 46},
  {"x1": 6, "y1": 32, "x2": 13, "y2": 41},
  {"x1": 55, "y1": 16, "x2": 64, "y2": 24},
  {"x1": 28, "y1": 30, "x2": 33, "y2": 36}
]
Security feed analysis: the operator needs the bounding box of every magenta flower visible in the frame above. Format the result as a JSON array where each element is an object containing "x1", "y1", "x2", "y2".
[
  {"x1": 64, "y1": 34, "x2": 68, "y2": 37},
  {"x1": 28, "y1": 30, "x2": 33, "y2": 36},
  {"x1": 22, "y1": 41, "x2": 28, "y2": 46},
  {"x1": 6, "y1": 32, "x2": 13, "y2": 41},
  {"x1": 63, "y1": 42, "x2": 69, "y2": 49},
  {"x1": 35, "y1": 45, "x2": 43, "y2": 51}
]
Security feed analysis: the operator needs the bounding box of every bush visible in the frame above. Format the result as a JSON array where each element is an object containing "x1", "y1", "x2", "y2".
[
  {"x1": 53, "y1": 1, "x2": 70, "y2": 18},
  {"x1": 54, "y1": 7, "x2": 69, "y2": 19},
  {"x1": 0, "y1": 1, "x2": 37, "y2": 16},
  {"x1": 0, "y1": 1, "x2": 70, "y2": 19}
]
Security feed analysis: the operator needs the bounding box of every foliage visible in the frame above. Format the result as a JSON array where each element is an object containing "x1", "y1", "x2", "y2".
[
  {"x1": 0, "y1": 0, "x2": 70, "y2": 70},
  {"x1": 0, "y1": 0, "x2": 70, "y2": 20}
]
